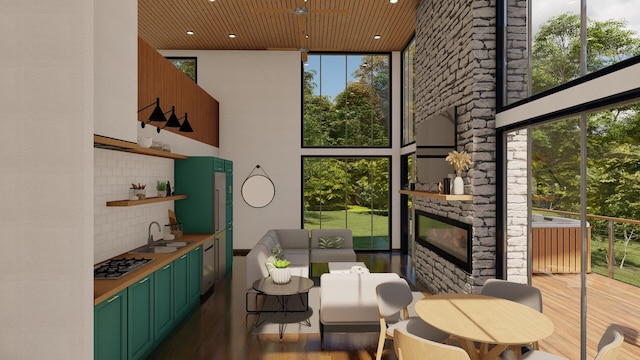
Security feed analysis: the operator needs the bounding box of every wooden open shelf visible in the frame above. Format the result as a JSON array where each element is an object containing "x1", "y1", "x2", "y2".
[
  {"x1": 94, "y1": 135, "x2": 188, "y2": 160},
  {"x1": 106, "y1": 194, "x2": 188, "y2": 207},
  {"x1": 399, "y1": 190, "x2": 473, "y2": 201}
]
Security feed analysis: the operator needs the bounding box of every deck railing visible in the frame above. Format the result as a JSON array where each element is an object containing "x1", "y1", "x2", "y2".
[{"x1": 532, "y1": 208, "x2": 640, "y2": 286}]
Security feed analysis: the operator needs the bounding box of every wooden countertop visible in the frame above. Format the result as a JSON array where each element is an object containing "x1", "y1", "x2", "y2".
[{"x1": 94, "y1": 233, "x2": 215, "y2": 305}]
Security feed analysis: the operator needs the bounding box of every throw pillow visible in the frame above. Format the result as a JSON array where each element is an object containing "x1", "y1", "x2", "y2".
[
  {"x1": 265, "y1": 255, "x2": 276, "y2": 274},
  {"x1": 271, "y1": 244, "x2": 284, "y2": 260},
  {"x1": 318, "y1": 236, "x2": 344, "y2": 249}
]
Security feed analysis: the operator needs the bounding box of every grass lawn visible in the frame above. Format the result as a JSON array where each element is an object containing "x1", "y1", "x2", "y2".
[{"x1": 304, "y1": 207, "x2": 389, "y2": 249}]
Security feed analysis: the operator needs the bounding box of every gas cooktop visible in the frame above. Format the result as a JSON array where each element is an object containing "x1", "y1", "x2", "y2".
[{"x1": 94, "y1": 257, "x2": 154, "y2": 280}]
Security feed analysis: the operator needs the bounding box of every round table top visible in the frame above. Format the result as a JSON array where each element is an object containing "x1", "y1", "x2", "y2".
[
  {"x1": 252, "y1": 275, "x2": 314, "y2": 296},
  {"x1": 415, "y1": 293, "x2": 554, "y2": 345}
]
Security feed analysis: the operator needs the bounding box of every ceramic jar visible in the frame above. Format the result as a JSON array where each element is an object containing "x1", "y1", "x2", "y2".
[{"x1": 271, "y1": 267, "x2": 291, "y2": 284}]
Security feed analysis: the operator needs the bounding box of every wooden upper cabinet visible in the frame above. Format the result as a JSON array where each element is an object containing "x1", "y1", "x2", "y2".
[{"x1": 138, "y1": 37, "x2": 219, "y2": 147}]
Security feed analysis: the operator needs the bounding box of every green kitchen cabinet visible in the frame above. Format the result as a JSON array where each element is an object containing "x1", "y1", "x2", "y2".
[
  {"x1": 128, "y1": 274, "x2": 154, "y2": 360},
  {"x1": 225, "y1": 160, "x2": 233, "y2": 271},
  {"x1": 188, "y1": 246, "x2": 202, "y2": 306},
  {"x1": 173, "y1": 246, "x2": 201, "y2": 320},
  {"x1": 225, "y1": 225, "x2": 233, "y2": 274},
  {"x1": 173, "y1": 252, "x2": 190, "y2": 320},
  {"x1": 153, "y1": 263, "x2": 174, "y2": 343},
  {"x1": 175, "y1": 157, "x2": 232, "y2": 235},
  {"x1": 95, "y1": 290, "x2": 127, "y2": 360},
  {"x1": 213, "y1": 157, "x2": 225, "y2": 172}
]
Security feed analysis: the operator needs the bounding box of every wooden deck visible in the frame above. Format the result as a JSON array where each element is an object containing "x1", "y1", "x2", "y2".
[{"x1": 533, "y1": 273, "x2": 640, "y2": 359}]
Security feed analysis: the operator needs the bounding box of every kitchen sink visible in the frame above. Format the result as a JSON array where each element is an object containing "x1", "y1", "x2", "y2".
[{"x1": 129, "y1": 240, "x2": 192, "y2": 254}]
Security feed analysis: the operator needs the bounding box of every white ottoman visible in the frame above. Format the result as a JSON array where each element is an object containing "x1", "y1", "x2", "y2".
[{"x1": 328, "y1": 262, "x2": 368, "y2": 274}]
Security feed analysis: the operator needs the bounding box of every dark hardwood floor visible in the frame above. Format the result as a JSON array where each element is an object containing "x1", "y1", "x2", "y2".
[
  {"x1": 148, "y1": 253, "x2": 412, "y2": 360},
  {"x1": 146, "y1": 253, "x2": 640, "y2": 359}
]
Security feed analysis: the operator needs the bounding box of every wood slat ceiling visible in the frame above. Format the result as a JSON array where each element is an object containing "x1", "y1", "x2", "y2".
[{"x1": 138, "y1": 0, "x2": 419, "y2": 54}]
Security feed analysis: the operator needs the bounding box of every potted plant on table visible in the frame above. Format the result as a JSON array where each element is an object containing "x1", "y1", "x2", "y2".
[
  {"x1": 445, "y1": 150, "x2": 472, "y2": 195},
  {"x1": 271, "y1": 258, "x2": 291, "y2": 284}
]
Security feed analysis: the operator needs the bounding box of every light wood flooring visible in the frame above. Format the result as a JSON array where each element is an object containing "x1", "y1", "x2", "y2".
[{"x1": 147, "y1": 254, "x2": 640, "y2": 360}]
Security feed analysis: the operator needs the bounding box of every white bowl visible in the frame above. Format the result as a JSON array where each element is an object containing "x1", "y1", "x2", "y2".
[{"x1": 138, "y1": 137, "x2": 153, "y2": 148}]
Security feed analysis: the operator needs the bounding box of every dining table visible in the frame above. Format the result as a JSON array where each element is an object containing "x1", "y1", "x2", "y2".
[{"x1": 414, "y1": 293, "x2": 555, "y2": 360}]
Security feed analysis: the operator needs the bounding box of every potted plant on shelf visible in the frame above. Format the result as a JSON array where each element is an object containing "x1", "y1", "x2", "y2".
[
  {"x1": 156, "y1": 181, "x2": 167, "y2": 197},
  {"x1": 271, "y1": 259, "x2": 291, "y2": 284},
  {"x1": 445, "y1": 150, "x2": 472, "y2": 195}
]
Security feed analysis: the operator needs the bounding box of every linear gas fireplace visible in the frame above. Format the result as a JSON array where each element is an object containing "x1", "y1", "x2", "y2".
[{"x1": 415, "y1": 210, "x2": 472, "y2": 273}]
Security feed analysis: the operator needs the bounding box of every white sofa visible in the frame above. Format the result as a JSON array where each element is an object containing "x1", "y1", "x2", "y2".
[
  {"x1": 319, "y1": 272, "x2": 403, "y2": 334},
  {"x1": 310, "y1": 228, "x2": 357, "y2": 263}
]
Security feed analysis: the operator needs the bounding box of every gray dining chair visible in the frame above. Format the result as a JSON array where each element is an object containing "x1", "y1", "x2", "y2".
[
  {"x1": 375, "y1": 279, "x2": 449, "y2": 360},
  {"x1": 480, "y1": 278, "x2": 544, "y2": 355},
  {"x1": 521, "y1": 324, "x2": 624, "y2": 360}
]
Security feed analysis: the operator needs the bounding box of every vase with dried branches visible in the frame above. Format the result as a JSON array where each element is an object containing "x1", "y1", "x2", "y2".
[{"x1": 445, "y1": 150, "x2": 472, "y2": 195}]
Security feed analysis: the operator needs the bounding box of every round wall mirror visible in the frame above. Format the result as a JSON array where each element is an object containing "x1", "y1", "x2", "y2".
[{"x1": 241, "y1": 174, "x2": 275, "y2": 208}]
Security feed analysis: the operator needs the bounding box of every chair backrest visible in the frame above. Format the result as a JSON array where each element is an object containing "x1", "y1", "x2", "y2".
[
  {"x1": 594, "y1": 325, "x2": 624, "y2": 360},
  {"x1": 393, "y1": 329, "x2": 470, "y2": 360},
  {"x1": 376, "y1": 279, "x2": 413, "y2": 318},
  {"x1": 480, "y1": 279, "x2": 543, "y2": 312}
]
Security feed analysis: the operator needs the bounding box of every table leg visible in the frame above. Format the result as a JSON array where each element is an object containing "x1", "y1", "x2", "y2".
[{"x1": 458, "y1": 338, "x2": 481, "y2": 360}]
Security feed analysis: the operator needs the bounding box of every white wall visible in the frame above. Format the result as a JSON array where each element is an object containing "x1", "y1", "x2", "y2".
[
  {"x1": 161, "y1": 50, "x2": 303, "y2": 249},
  {"x1": 161, "y1": 49, "x2": 405, "y2": 250},
  {"x1": 0, "y1": 1, "x2": 96, "y2": 359}
]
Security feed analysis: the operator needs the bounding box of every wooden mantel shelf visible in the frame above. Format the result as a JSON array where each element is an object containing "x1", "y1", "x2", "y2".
[
  {"x1": 107, "y1": 194, "x2": 188, "y2": 207},
  {"x1": 399, "y1": 190, "x2": 473, "y2": 201},
  {"x1": 94, "y1": 135, "x2": 188, "y2": 160}
]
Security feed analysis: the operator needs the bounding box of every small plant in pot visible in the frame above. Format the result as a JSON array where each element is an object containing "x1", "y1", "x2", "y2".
[
  {"x1": 156, "y1": 181, "x2": 167, "y2": 197},
  {"x1": 271, "y1": 259, "x2": 291, "y2": 284}
]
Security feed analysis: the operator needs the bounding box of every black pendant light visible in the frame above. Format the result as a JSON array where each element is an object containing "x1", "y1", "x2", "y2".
[
  {"x1": 138, "y1": 98, "x2": 167, "y2": 128},
  {"x1": 156, "y1": 106, "x2": 182, "y2": 133},
  {"x1": 178, "y1": 113, "x2": 193, "y2": 132}
]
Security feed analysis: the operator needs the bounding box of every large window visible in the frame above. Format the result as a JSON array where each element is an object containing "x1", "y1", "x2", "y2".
[
  {"x1": 165, "y1": 57, "x2": 197, "y2": 83},
  {"x1": 302, "y1": 157, "x2": 390, "y2": 250},
  {"x1": 402, "y1": 38, "x2": 416, "y2": 146},
  {"x1": 501, "y1": 1, "x2": 640, "y2": 107},
  {"x1": 303, "y1": 54, "x2": 390, "y2": 147}
]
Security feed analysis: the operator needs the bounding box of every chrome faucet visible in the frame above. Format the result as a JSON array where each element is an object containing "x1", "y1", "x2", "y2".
[{"x1": 148, "y1": 221, "x2": 161, "y2": 245}]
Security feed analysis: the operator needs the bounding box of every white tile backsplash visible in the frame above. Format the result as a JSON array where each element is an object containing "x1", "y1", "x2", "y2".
[{"x1": 94, "y1": 148, "x2": 175, "y2": 264}]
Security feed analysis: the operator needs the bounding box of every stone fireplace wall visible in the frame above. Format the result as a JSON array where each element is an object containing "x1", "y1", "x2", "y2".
[{"x1": 413, "y1": 0, "x2": 497, "y2": 294}]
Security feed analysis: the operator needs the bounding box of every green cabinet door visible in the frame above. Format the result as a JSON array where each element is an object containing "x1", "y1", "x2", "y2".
[
  {"x1": 95, "y1": 290, "x2": 127, "y2": 360},
  {"x1": 153, "y1": 263, "x2": 174, "y2": 343},
  {"x1": 188, "y1": 246, "x2": 202, "y2": 306},
  {"x1": 175, "y1": 157, "x2": 215, "y2": 234},
  {"x1": 225, "y1": 226, "x2": 233, "y2": 274},
  {"x1": 173, "y1": 253, "x2": 190, "y2": 320},
  {"x1": 213, "y1": 158, "x2": 225, "y2": 172},
  {"x1": 128, "y1": 275, "x2": 154, "y2": 360}
]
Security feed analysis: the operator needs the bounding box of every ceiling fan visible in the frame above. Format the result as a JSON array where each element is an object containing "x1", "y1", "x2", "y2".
[{"x1": 254, "y1": 0, "x2": 348, "y2": 62}]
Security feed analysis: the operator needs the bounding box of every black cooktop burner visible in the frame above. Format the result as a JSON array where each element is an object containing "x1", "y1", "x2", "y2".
[{"x1": 94, "y1": 257, "x2": 154, "y2": 280}]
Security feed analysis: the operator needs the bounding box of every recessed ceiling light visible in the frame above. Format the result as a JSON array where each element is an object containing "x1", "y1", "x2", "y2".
[
  {"x1": 390, "y1": 0, "x2": 398, "y2": 3},
  {"x1": 374, "y1": 34, "x2": 381, "y2": 40},
  {"x1": 208, "y1": 0, "x2": 216, "y2": 2},
  {"x1": 228, "y1": 34, "x2": 236, "y2": 38},
  {"x1": 186, "y1": 30, "x2": 195, "y2": 35}
]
